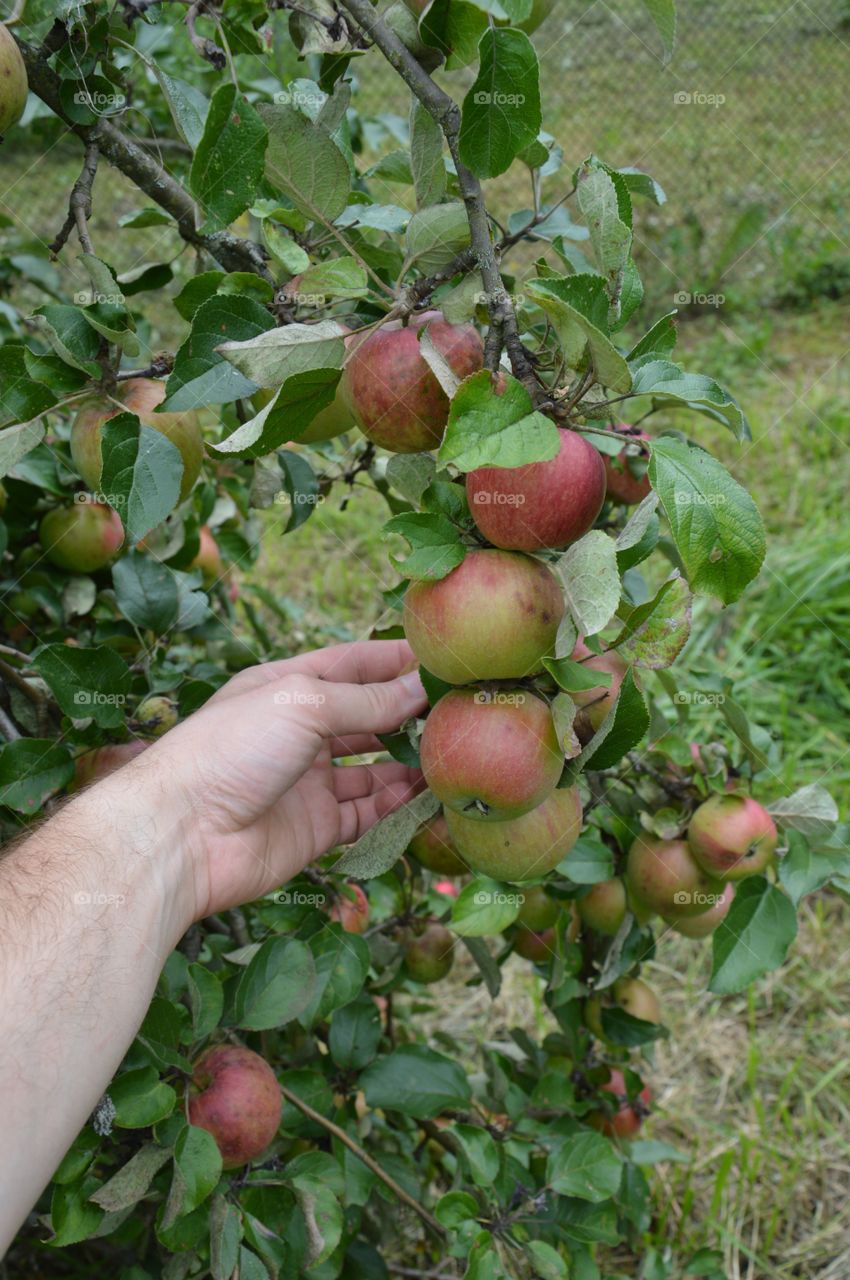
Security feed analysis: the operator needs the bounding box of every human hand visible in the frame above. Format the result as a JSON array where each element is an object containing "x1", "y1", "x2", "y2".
[{"x1": 102, "y1": 640, "x2": 427, "y2": 932}]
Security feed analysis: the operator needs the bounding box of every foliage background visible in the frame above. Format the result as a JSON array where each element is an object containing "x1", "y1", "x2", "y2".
[{"x1": 1, "y1": 0, "x2": 849, "y2": 1276}]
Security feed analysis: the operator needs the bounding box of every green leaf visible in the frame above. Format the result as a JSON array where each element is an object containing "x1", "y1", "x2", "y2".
[
  {"x1": 278, "y1": 449, "x2": 321, "y2": 533},
  {"x1": 191, "y1": 85, "x2": 267, "y2": 233},
  {"x1": 630, "y1": 358, "x2": 749, "y2": 440},
  {"x1": 214, "y1": 371, "x2": 340, "y2": 460},
  {"x1": 453, "y1": 1124, "x2": 500, "y2": 1185},
  {"x1": 292, "y1": 1176, "x2": 343, "y2": 1267},
  {"x1": 422, "y1": 0, "x2": 489, "y2": 69},
  {"x1": 459, "y1": 28, "x2": 542, "y2": 178},
  {"x1": 232, "y1": 936, "x2": 317, "y2": 1030},
  {"x1": 563, "y1": 836, "x2": 615, "y2": 884},
  {"x1": 614, "y1": 574, "x2": 692, "y2": 669},
  {"x1": 384, "y1": 512, "x2": 466, "y2": 580},
  {"x1": 300, "y1": 928, "x2": 371, "y2": 1024},
  {"x1": 599, "y1": 1006, "x2": 667, "y2": 1047},
  {"x1": 410, "y1": 99, "x2": 446, "y2": 207},
  {"x1": 385, "y1": 453, "x2": 437, "y2": 504},
  {"x1": 151, "y1": 69, "x2": 209, "y2": 148},
  {"x1": 543, "y1": 656, "x2": 613, "y2": 694},
  {"x1": 0, "y1": 346, "x2": 57, "y2": 428},
  {"x1": 210, "y1": 1193, "x2": 243, "y2": 1280},
  {"x1": 216, "y1": 319, "x2": 344, "y2": 388},
  {"x1": 164, "y1": 296, "x2": 274, "y2": 411},
  {"x1": 404, "y1": 201, "x2": 471, "y2": 272},
  {"x1": 641, "y1": 0, "x2": 677, "y2": 57},
  {"x1": 769, "y1": 785, "x2": 839, "y2": 839},
  {"x1": 0, "y1": 739, "x2": 74, "y2": 813},
  {"x1": 450, "y1": 878, "x2": 523, "y2": 936},
  {"x1": 547, "y1": 1131, "x2": 623, "y2": 1201},
  {"x1": 162, "y1": 1126, "x2": 222, "y2": 1226},
  {"x1": 259, "y1": 103, "x2": 351, "y2": 223},
  {"x1": 29, "y1": 305, "x2": 102, "y2": 377},
  {"x1": 528, "y1": 1240, "x2": 568, "y2": 1280},
  {"x1": 709, "y1": 877, "x2": 797, "y2": 994},
  {"x1": 555, "y1": 530, "x2": 621, "y2": 637},
  {"x1": 90, "y1": 1143, "x2": 172, "y2": 1211},
  {"x1": 34, "y1": 644, "x2": 131, "y2": 729},
  {"x1": 439, "y1": 369, "x2": 560, "y2": 471},
  {"x1": 582, "y1": 669, "x2": 650, "y2": 771},
  {"x1": 188, "y1": 963, "x2": 224, "y2": 1040},
  {"x1": 99, "y1": 416, "x2": 183, "y2": 542},
  {"x1": 576, "y1": 166, "x2": 631, "y2": 321},
  {"x1": 628, "y1": 312, "x2": 677, "y2": 361},
  {"x1": 297, "y1": 256, "x2": 368, "y2": 299},
  {"x1": 329, "y1": 998, "x2": 382, "y2": 1070},
  {"x1": 648, "y1": 438, "x2": 766, "y2": 604},
  {"x1": 333, "y1": 789, "x2": 441, "y2": 878},
  {"x1": 778, "y1": 832, "x2": 850, "y2": 907},
  {"x1": 112, "y1": 551, "x2": 180, "y2": 634},
  {"x1": 526, "y1": 276, "x2": 631, "y2": 391},
  {"x1": 361, "y1": 1045, "x2": 472, "y2": 1118},
  {"x1": 111, "y1": 1067, "x2": 177, "y2": 1129}
]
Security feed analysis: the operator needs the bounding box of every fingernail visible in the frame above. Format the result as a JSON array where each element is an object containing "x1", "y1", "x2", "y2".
[{"x1": 400, "y1": 669, "x2": 426, "y2": 699}]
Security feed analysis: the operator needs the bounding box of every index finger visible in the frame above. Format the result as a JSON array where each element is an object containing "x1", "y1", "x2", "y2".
[{"x1": 229, "y1": 639, "x2": 417, "y2": 695}]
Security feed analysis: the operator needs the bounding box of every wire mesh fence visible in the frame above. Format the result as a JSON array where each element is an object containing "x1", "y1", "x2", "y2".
[{"x1": 354, "y1": 0, "x2": 850, "y2": 309}]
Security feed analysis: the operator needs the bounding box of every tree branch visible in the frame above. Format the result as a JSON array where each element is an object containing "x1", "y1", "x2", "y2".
[
  {"x1": 278, "y1": 1083, "x2": 447, "y2": 1240},
  {"x1": 337, "y1": 0, "x2": 546, "y2": 402},
  {"x1": 16, "y1": 38, "x2": 272, "y2": 281},
  {"x1": 50, "y1": 141, "x2": 99, "y2": 256}
]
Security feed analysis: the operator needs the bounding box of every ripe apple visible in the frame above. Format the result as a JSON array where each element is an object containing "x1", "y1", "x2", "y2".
[
  {"x1": 404, "y1": 921, "x2": 454, "y2": 983},
  {"x1": 39, "y1": 503, "x2": 124, "y2": 572},
  {"x1": 577, "y1": 877, "x2": 627, "y2": 936},
  {"x1": 420, "y1": 688, "x2": 562, "y2": 821},
  {"x1": 408, "y1": 811, "x2": 467, "y2": 875},
  {"x1": 513, "y1": 926, "x2": 555, "y2": 962},
  {"x1": 71, "y1": 378, "x2": 204, "y2": 503},
  {"x1": 403, "y1": 548, "x2": 564, "y2": 685},
  {"x1": 0, "y1": 26, "x2": 27, "y2": 135},
  {"x1": 626, "y1": 835, "x2": 723, "y2": 919},
  {"x1": 612, "y1": 977, "x2": 661, "y2": 1023},
  {"x1": 587, "y1": 1068, "x2": 650, "y2": 1138},
  {"x1": 343, "y1": 311, "x2": 483, "y2": 452},
  {"x1": 187, "y1": 1045, "x2": 282, "y2": 1169},
  {"x1": 190, "y1": 525, "x2": 224, "y2": 587},
  {"x1": 131, "y1": 695, "x2": 178, "y2": 737},
  {"x1": 687, "y1": 793, "x2": 778, "y2": 880},
  {"x1": 603, "y1": 424, "x2": 652, "y2": 505},
  {"x1": 467, "y1": 428, "x2": 606, "y2": 551},
  {"x1": 516, "y1": 884, "x2": 560, "y2": 931},
  {"x1": 330, "y1": 882, "x2": 370, "y2": 933},
  {"x1": 73, "y1": 740, "x2": 148, "y2": 789},
  {"x1": 445, "y1": 785, "x2": 582, "y2": 882},
  {"x1": 571, "y1": 637, "x2": 629, "y2": 742},
  {"x1": 671, "y1": 881, "x2": 734, "y2": 938}
]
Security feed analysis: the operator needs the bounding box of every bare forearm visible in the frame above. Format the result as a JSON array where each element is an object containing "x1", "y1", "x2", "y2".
[{"x1": 0, "y1": 767, "x2": 193, "y2": 1253}]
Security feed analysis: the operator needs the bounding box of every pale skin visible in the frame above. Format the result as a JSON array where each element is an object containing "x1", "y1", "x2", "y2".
[{"x1": 0, "y1": 640, "x2": 426, "y2": 1255}]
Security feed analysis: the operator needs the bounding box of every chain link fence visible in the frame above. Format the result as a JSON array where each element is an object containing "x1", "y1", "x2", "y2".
[{"x1": 356, "y1": 0, "x2": 850, "y2": 309}]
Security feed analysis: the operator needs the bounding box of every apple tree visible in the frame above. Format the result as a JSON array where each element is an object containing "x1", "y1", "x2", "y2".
[{"x1": 0, "y1": 1, "x2": 845, "y2": 1277}]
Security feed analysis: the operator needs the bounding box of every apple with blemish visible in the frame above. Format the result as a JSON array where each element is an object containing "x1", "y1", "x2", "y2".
[
  {"x1": 577, "y1": 876, "x2": 627, "y2": 936},
  {"x1": 404, "y1": 921, "x2": 454, "y2": 983},
  {"x1": 587, "y1": 1068, "x2": 651, "y2": 1138},
  {"x1": 671, "y1": 880, "x2": 734, "y2": 937},
  {"x1": 420, "y1": 688, "x2": 562, "y2": 821},
  {"x1": 571, "y1": 637, "x2": 629, "y2": 742},
  {"x1": 39, "y1": 503, "x2": 124, "y2": 573},
  {"x1": 445, "y1": 785, "x2": 582, "y2": 882},
  {"x1": 343, "y1": 311, "x2": 483, "y2": 452},
  {"x1": 626, "y1": 835, "x2": 723, "y2": 919},
  {"x1": 330, "y1": 882, "x2": 370, "y2": 933},
  {"x1": 687, "y1": 793, "x2": 778, "y2": 881},
  {"x1": 187, "y1": 1045, "x2": 282, "y2": 1169},
  {"x1": 71, "y1": 378, "x2": 204, "y2": 503},
  {"x1": 403, "y1": 549, "x2": 564, "y2": 685},
  {"x1": 467, "y1": 428, "x2": 606, "y2": 551},
  {"x1": 408, "y1": 811, "x2": 467, "y2": 875}
]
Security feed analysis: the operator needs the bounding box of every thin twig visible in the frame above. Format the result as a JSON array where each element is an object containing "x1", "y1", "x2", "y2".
[
  {"x1": 49, "y1": 141, "x2": 99, "y2": 255},
  {"x1": 337, "y1": 0, "x2": 544, "y2": 401},
  {"x1": 16, "y1": 37, "x2": 272, "y2": 280},
  {"x1": 278, "y1": 1083, "x2": 447, "y2": 1240},
  {"x1": 0, "y1": 658, "x2": 47, "y2": 707},
  {"x1": 0, "y1": 706, "x2": 21, "y2": 742},
  {"x1": 186, "y1": 1, "x2": 227, "y2": 70}
]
